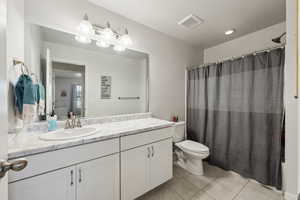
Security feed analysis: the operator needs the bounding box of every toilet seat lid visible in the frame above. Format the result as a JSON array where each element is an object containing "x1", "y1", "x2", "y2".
[{"x1": 176, "y1": 140, "x2": 209, "y2": 153}]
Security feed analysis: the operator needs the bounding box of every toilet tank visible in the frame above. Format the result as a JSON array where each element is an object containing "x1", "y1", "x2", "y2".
[{"x1": 172, "y1": 121, "x2": 186, "y2": 143}]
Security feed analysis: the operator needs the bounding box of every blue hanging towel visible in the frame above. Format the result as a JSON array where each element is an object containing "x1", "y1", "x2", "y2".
[
  {"x1": 15, "y1": 74, "x2": 37, "y2": 122},
  {"x1": 35, "y1": 83, "x2": 46, "y2": 115}
]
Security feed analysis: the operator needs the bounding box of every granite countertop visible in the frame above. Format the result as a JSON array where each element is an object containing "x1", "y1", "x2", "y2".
[{"x1": 8, "y1": 118, "x2": 174, "y2": 159}]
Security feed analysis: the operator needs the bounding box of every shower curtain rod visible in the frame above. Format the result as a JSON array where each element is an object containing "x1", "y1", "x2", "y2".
[{"x1": 188, "y1": 43, "x2": 285, "y2": 70}]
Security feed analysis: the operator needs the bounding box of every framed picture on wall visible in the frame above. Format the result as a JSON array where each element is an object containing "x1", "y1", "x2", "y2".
[{"x1": 101, "y1": 76, "x2": 111, "y2": 99}]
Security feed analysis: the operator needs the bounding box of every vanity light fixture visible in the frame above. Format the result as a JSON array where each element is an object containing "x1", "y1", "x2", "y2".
[
  {"x1": 75, "y1": 14, "x2": 133, "y2": 52},
  {"x1": 96, "y1": 38, "x2": 110, "y2": 48},
  {"x1": 75, "y1": 14, "x2": 94, "y2": 44},
  {"x1": 113, "y1": 44, "x2": 126, "y2": 52},
  {"x1": 119, "y1": 28, "x2": 133, "y2": 46},
  {"x1": 113, "y1": 35, "x2": 126, "y2": 52},
  {"x1": 78, "y1": 14, "x2": 94, "y2": 35},
  {"x1": 101, "y1": 22, "x2": 115, "y2": 42},
  {"x1": 74, "y1": 35, "x2": 92, "y2": 44},
  {"x1": 225, "y1": 29, "x2": 235, "y2": 35}
]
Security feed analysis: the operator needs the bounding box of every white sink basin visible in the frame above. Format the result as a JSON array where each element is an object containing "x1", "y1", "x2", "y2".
[{"x1": 39, "y1": 127, "x2": 98, "y2": 141}]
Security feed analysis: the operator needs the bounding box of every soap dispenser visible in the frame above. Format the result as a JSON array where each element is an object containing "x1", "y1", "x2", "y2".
[{"x1": 48, "y1": 110, "x2": 57, "y2": 132}]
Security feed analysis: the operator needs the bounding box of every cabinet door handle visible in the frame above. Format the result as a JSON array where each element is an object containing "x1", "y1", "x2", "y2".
[
  {"x1": 151, "y1": 146, "x2": 154, "y2": 157},
  {"x1": 70, "y1": 170, "x2": 74, "y2": 186},
  {"x1": 147, "y1": 147, "x2": 150, "y2": 158},
  {"x1": 79, "y1": 168, "x2": 82, "y2": 183}
]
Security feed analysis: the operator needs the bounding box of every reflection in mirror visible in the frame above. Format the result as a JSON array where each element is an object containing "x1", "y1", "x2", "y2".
[
  {"x1": 53, "y1": 62, "x2": 85, "y2": 120},
  {"x1": 25, "y1": 23, "x2": 149, "y2": 121}
]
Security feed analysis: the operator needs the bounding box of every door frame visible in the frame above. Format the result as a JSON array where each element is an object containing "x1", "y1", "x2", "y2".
[{"x1": 0, "y1": 0, "x2": 8, "y2": 199}]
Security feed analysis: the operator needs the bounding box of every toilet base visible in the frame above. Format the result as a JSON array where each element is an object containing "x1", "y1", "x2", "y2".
[
  {"x1": 176, "y1": 159, "x2": 204, "y2": 176},
  {"x1": 175, "y1": 150, "x2": 205, "y2": 176}
]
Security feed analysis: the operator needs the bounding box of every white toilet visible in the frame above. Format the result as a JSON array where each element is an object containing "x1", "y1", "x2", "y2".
[{"x1": 173, "y1": 121, "x2": 210, "y2": 175}]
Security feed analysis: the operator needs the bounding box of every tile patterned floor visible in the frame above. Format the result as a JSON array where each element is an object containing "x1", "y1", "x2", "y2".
[{"x1": 137, "y1": 162, "x2": 283, "y2": 200}]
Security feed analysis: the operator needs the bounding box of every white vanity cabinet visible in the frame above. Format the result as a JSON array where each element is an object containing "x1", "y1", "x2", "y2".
[
  {"x1": 149, "y1": 139, "x2": 173, "y2": 189},
  {"x1": 8, "y1": 126, "x2": 173, "y2": 200},
  {"x1": 9, "y1": 166, "x2": 76, "y2": 200},
  {"x1": 9, "y1": 155, "x2": 119, "y2": 200},
  {"x1": 8, "y1": 138, "x2": 120, "y2": 200},
  {"x1": 121, "y1": 128, "x2": 173, "y2": 200},
  {"x1": 121, "y1": 144, "x2": 150, "y2": 199},
  {"x1": 76, "y1": 154, "x2": 119, "y2": 200}
]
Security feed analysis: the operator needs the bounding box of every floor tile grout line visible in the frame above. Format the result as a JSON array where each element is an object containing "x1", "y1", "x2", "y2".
[
  {"x1": 172, "y1": 188, "x2": 189, "y2": 200},
  {"x1": 164, "y1": 177, "x2": 189, "y2": 200},
  {"x1": 195, "y1": 176, "x2": 249, "y2": 200},
  {"x1": 188, "y1": 189, "x2": 217, "y2": 200},
  {"x1": 168, "y1": 175, "x2": 212, "y2": 200},
  {"x1": 197, "y1": 177, "x2": 218, "y2": 191},
  {"x1": 174, "y1": 166, "x2": 219, "y2": 199},
  {"x1": 231, "y1": 180, "x2": 250, "y2": 200},
  {"x1": 186, "y1": 177, "x2": 219, "y2": 200},
  {"x1": 182, "y1": 174, "x2": 218, "y2": 191},
  {"x1": 165, "y1": 187, "x2": 185, "y2": 200}
]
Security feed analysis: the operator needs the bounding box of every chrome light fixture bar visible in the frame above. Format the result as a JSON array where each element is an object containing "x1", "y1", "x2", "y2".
[{"x1": 75, "y1": 14, "x2": 133, "y2": 52}]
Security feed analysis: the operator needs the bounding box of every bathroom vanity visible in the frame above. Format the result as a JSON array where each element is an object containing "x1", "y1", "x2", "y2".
[
  {"x1": 7, "y1": 21, "x2": 170, "y2": 200},
  {"x1": 8, "y1": 117, "x2": 173, "y2": 200}
]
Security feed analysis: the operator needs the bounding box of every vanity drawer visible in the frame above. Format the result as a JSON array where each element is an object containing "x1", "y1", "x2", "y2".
[
  {"x1": 9, "y1": 138, "x2": 119, "y2": 183},
  {"x1": 121, "y1": 127, "x2": 173, "y2": 151}
]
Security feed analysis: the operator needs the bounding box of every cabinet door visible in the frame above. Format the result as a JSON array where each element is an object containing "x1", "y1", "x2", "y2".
[
  {"x1": 121, "y1": 145, "x2": 150, "y2": 200},
  {"x1": 9, "y1": 166, "x2": 76, "y2": 200},
  {"x1": 77, "y1": 154, "x2": 119, "y2": 200},
  {"x1": 149, "y1": 138, "x2": 173, "y2": 190}
]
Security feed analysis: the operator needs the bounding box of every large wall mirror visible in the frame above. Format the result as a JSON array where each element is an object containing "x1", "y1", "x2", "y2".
[{"x1": 24, "y1": 23, "x2": 149, "y2": 120}]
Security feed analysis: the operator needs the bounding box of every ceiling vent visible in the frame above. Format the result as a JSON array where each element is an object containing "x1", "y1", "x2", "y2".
[{"x1": 178, "y1": 14, "x2": 204, "y2": 29}]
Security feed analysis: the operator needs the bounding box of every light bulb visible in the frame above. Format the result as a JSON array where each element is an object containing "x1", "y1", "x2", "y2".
[
  {"x1": 75, "y1": 35, "x2": 92, "y2": 44},
  {"x1": 113, "y1": 45, "x2": 126, "y2": 52},
  {"x1": 77, "y1": 14, "x2": 94, "y2": 36},
  {"x1": 78, "y1": 20, "x2": 94, "y2": 35},
  {"x1": 101, "y1": 27, "x2": 114, "y2": 41},
  {"x1": 96, "y1": 39, "x2": 110, "y2": 48},
  {"x1": 119, "y1": 34, "x2": 133, "y2": 47}
]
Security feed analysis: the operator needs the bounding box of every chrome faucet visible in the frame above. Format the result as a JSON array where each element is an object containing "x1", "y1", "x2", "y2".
[
  {"x1": 65, "y1": 113, "x2": 73, "y2": 129},
  {"x1": 65, "y1": 112, "x2": 82, "y2": 129}
]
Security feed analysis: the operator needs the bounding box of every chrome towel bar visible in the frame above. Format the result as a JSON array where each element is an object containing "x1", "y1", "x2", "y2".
[{"x1": 118, "y1": 97, "x2": 140, "y2": 100}]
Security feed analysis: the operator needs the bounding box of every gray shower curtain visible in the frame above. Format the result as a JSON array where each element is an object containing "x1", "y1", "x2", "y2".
[{"x1": 187, "y1": 48, "x2": 284, "y2": 189}]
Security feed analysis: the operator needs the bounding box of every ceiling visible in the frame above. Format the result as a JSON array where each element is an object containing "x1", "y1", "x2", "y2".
[{"x1": 88, "y1": 0, "x2": 286, "y2": 48}]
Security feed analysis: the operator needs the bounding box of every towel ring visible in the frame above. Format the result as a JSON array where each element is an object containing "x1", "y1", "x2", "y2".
[{"x1": 13, "y1": 59, "x2": 30, "y2": 75}]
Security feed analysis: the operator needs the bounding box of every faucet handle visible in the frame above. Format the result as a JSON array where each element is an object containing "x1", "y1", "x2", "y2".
[
  {"x1": 65, "y1": 119, "x2": 72, "y2": 129},
  {"x1": 68, "y1": 112, "x2": 74, "y2": 119},
  {"x1": 76, "y1": 116, "x2": 82, "y2": 128}
]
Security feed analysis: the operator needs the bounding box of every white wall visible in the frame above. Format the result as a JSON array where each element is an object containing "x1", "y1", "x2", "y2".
[
  {"x1": 7, "y1": 0, "x2": 24, "y2": 65},
  {"x1": 44, "y1": 41, "x2": 147, "y2": 117},
  {"x1": 24, "y1": 23, "x2": 43, "y2": 78},
  {"x1": 24, "y1": 0, "x2": 203, "y2": 121},
  {"x1": 284, "y1": 0, "x2": 299, "y2": 199},
  {"x1": 204, "y1": 22, "x2": 286, "y2": 63},
  {"x1": 7, "y1": 0, "x2": 24, "y2": 130}
]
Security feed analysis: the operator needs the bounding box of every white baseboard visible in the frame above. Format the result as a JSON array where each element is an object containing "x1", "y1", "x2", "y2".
[{"x1": 284, "y1": 192, "x2": 298, "y2": 200}]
